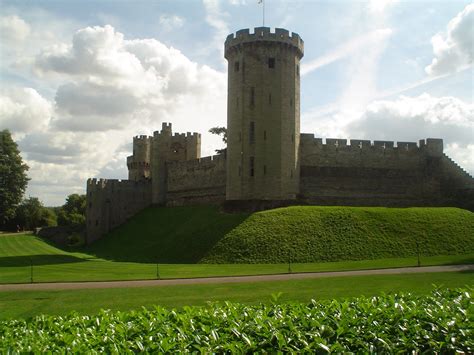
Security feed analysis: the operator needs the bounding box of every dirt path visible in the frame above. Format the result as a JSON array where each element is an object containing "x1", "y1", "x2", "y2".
[{"x1": 1, "y1": 264, "x2": 472, "y2": 292}]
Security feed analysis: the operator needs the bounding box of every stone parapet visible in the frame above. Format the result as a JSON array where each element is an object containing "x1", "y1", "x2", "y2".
[{"x1": 225, "y1": 27, "x2": 304, "y2": 59}]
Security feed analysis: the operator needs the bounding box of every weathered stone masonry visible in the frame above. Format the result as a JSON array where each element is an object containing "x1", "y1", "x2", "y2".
[{"x1": 86, "y1": 27, "x2": 474, "y2": 243}]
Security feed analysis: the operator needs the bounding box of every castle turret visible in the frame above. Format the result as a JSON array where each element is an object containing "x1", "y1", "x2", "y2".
[
  {"x1": 127, "y1": 135, "x2": 151, "y2": 181},
  {"x1": 151, "y1": 122, "x2": 201, "y2": 204},
  {"x1": 225, "y1": 27, "x2": 304, "y2": 201}
]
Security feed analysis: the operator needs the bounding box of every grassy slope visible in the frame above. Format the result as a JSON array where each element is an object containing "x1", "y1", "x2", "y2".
[
  {"x1": 86, "y1": 205, "x2": 474, "y2": 263},
  {"x1": 1, "y1": 233, "x2": 472, "y2": 284},
  {"x1": 1, "y1": 272, "x2": 472, "y2": 320},
  {"x1": 0, "y1": 206, "x2": 472, "y2": 283}
]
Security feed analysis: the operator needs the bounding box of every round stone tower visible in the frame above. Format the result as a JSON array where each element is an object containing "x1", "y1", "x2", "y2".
[
  {"x1": 127, "y1": 135, "x2": 151, "y2": 181},
  {"x1": 224, "y1": 27, "x2": 304, "y2": 201}
]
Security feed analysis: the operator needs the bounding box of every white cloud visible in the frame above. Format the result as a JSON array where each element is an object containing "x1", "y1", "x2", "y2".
[
  {"x1": 159, "y1": 14, "x2": 184, "y2": 31},
  {"x1": 0, "y1": 88, "x2": 52, "y2": 133},
  {"x1": 425, "y1": 4, "x2": 474, "y2": 76},
  {"x1": 34, "y1": 24, "x2": 226, "y2": 133},
  {"x1": 0, "y1": 15, "x2": 30, "y2": 42}
]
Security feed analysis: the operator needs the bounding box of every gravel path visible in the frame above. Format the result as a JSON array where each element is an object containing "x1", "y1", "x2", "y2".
[{"x1": 1, "y1": 264, "x2": 472, "y2": 292}]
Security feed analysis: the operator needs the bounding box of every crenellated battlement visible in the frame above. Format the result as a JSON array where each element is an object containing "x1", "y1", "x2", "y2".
[
  {"x1": 167, "y1": 154, "x2": 226, "y2": 169},
  {"x1": 133, "y1": 135, "x2": 152, "y2": 142},
  {"x1": 225, "y1": 27, "x2": 304, "y2": 59},
  {"x1": 87, "y1": 178, "x2": 150, "y2": 189},
  {"x1": 300, "y1": 134, "x2": 443, "y2": 154}
]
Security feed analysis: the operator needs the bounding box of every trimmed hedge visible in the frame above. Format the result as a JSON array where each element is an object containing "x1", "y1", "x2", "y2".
[{"x1": 1, "y1": 288, "x2": 471, "y2": 352}]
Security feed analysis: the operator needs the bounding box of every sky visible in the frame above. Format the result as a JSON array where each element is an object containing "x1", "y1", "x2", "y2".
[{"x1": 0, "y1": 0, "x2": 473, "y2": 206}]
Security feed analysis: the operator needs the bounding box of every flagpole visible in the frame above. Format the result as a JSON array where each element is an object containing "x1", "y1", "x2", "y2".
[{"x1": 263, "y1": 0, "x2": 265, "y2": 27}]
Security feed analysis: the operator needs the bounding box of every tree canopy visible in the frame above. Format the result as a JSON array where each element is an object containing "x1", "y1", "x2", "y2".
[
  {"x1": 0, "y1": 130, "x2": 29, "y2": 224},
  {"x1": 209, "y1": 126, "x2": 227, "y2": 155},
  {"x1": 15, "y1": 197, "x2": 57, "y2": 230},
  {"x1": 57, "y1": 194, "x2": 86, "y2": 226}
]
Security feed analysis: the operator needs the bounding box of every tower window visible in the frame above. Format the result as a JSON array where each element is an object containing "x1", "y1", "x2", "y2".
[
  {"x1": 238, "y1": 165, "x2": 242, "y2": 176},
  {"x1": 296, "y1": 64, "x2": 300, "y2": 76},
  {"x1": 249, "y1": 122, "x2": 255, "y2": 144},
  {"x1": 249, "y1": 157, "x2": 255, "y2": 177},
  {"x1": 263, "y1": 130, "x2": 267, "y2": 140},
  {"x1": 291, "y1": 133, "x2": 294, "y2": 143},
  {"x1": 234, "y1": 61, "x2": 240, "y2": 72},
  {"x1": 250, "y1": 87, "x2": 255, "y2": 106},
  {"x1": 263, "y1": 165, "x2": 267, "y2": 175},
  {"x1": 268, "y1": 93, "x2": 272, "y2": 105},
  {"x1": 268, "y1": 57, "x2": 275, "y2": 68}
]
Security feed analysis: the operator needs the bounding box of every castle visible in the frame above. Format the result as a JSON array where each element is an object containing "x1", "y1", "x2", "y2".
[{"x1": 86, "y1": 27, "x2": 474, "y2": 244}]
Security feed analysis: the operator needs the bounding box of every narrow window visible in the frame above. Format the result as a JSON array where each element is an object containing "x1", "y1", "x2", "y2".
[
  {"x1": 238, "y1": 165, "x2": 242, "y2": 176},
  {"x1": 268, "y1": 57, "x2": 275, "y2": 68},
  {"x1": 239, "y1": 131, "x2": 242, "y2": 142},
  {"x1": 249, "y1": 122, "x2": 255, "y2": 144},
  {"x1": 296, "y1": 64, "x2": 300, "y2": 76},
  {"x1": 249, "y1": 157, "x2": 255, "y2": 177},
  {"x1": 234, "y1": 61, "x2": 240, "y2": 72},
  {"x1": 263, "y1": 165, "x2": 267, "y2": 175},
  {"x1": 263, "y1": 130, "x2": 267, "y2": 141},
  {"x1": 95, "y1": 220, "x2": 99, "y2": 226},
  {"x1": 268, "y1": 93, "x2": 272, "y2": 105},
  {"x1": 291, "y1": 133, "x2": 294, "y2": 143},
  {"x1": 250, "y1": 87, "x2": 255, "y2": 106},
  {"x1": 290, "y1": 169, "x2": 293, "y2": 178},
  {"x1": 89, "y1": 202, "x2": 92, "y2": 209}
]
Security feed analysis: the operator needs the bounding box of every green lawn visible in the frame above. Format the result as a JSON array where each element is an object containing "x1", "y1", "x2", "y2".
[
  {"x1": 1, "y1": 233, "x2": 473, "y2": 284},
  {"x1": 1, "y1": 272, "x2": 472, "y2": 320}
]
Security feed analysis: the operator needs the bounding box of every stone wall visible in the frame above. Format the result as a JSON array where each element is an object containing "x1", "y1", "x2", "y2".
[
  {"x1": 298, "y1": 136, "x2": 474, "y2": 207},
  {"x1": 86, "y1": 178, "x2": 152, "y2": 244},
  {"x1": 166, "y1": 154, "x2": 226, "y2": 206}
]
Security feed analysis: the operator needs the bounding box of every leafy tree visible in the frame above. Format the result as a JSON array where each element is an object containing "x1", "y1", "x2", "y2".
[
  {"x1": 57, "y1": 194, "x2": 86, "y2": 227},
  {"x1": 0, "y1": 130, "x2": 29, "y2": 224},
  {"x1": 15, "y1": 197, "x2": 56, "y2": 230},
  {"x1": 209, "y1": 126, "x2": 227, "y2": 154}
]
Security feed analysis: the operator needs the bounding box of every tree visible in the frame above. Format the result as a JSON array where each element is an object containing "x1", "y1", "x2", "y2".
[
  {"x1": 57, "y1": 194, "x2": 86, "y2": 227},
  {"x1": 209, "y1": 126, "x2": 227, "y2": 154},
  {"x1": 15, "y1": 197, "x2": 56, "y2": 230},
  {"x1": 0, "y1": 130, "x2": 29, "y2": 225}
]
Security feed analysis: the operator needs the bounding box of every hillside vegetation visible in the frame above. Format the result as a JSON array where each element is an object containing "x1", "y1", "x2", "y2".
[{"x1": 84, "y1": 206, "x2": 474, "y2": 264}]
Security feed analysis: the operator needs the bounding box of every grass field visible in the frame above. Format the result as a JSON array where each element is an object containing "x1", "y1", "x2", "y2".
[
  {"x1": 1, "y1": 272, "x2": 472, "y2": 320},
  {"x1": 84, "y1": 206, "x2": 474, "y2": 263},
  {"x1": 1, "y1": 233, "x2": 473, "y2": 284}
]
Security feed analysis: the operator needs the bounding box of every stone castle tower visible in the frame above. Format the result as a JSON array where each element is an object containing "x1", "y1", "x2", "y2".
[
  {"x1": 225, "y1": 28, "x2": 304, "y2": 201},
  {"x1": 127, "y1": 135, "x2": 151, "y2": 181}
]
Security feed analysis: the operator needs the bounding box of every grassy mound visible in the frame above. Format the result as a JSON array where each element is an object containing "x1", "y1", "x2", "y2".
[{"x1": 84, "y1": 206, "x2": 474, "y2": 264}]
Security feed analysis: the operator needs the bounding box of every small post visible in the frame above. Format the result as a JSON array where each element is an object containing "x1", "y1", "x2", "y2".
[
  {"x1": 30, "y1": 257, "x2": 33, "y2": 283},
  {"x1": 156, "y1": 260, "x2": 160, "y2": 280},
  {"x1": 288, "y1": 249, "x2": 292, "y2": 274},
  {"x1": 416, "y1": 240, "x2": 421, "y2": 267}
]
